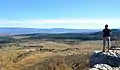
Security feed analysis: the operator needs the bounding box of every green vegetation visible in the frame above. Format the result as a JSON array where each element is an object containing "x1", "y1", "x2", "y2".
[
  {"x1": 0, "y1": 36, "x2": 17, "y2": 43},
  {"x1": 25, "y1": 33, "x2": 101, "y2": 40}
]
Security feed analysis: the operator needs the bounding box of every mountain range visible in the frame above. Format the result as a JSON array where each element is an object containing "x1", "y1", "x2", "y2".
[
  {"x1": 0, "y1": 27, "x2": 102, "y2": 35},
  {"x1": 0, "y1": 28, "x2": 120, "y2": 43}
]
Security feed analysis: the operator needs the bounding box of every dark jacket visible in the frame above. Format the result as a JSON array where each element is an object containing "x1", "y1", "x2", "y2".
[{"x1": 102, "y1": 28, "x2": 111, "y2": 37}]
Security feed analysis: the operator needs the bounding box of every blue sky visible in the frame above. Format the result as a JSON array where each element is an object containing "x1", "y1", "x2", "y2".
[{"x1": 0, "y1": 0, "x2": 120, "y2": 29}]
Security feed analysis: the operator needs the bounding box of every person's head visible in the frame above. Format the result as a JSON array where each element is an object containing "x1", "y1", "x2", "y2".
[{"x1": 105, "y1": 24, "x2": 108, "y2": 29}]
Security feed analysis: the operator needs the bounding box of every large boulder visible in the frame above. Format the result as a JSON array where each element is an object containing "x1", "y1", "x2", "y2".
[{"x1": 90, "y1": 51, "x2": 120, "y2": 69}]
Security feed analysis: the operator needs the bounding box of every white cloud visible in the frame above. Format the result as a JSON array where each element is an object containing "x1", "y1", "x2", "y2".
[
  {"x1": 28, "y1": 19, "x2": 120, "y2": 23},
  {"x1": 0, "y1": 19, "x2": 120, "y2": 29}
]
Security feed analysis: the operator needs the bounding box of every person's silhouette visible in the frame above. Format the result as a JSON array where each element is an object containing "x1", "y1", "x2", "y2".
[{"x1": 102, "y1": 24, "x2": 111, "y2": 52}]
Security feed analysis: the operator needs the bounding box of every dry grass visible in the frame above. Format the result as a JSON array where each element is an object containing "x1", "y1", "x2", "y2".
[
  {"x1": 0, "y1": 40, "x2": 103, "y2": 70},
  {"x1": 23, "y1": 54, "x2": 89, "y2": 70}
]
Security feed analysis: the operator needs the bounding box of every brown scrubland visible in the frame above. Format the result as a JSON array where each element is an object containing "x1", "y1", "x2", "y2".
[{"x1": 0, "y1": 39, "x2": 105, "y2": 70}]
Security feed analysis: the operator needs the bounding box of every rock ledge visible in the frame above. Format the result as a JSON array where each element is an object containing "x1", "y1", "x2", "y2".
[{"x1": 90, "y1": 51, "x2": 120, "y2": 70}]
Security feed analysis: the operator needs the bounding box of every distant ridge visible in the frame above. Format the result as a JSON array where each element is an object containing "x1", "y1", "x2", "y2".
[
  {"x1": 0, "y1": 27, "x2": 102, "y2": 35},
  {"x1": 18, "y1": 29, "x2": 120, "y2": 40},
  {"x1": 89, "y1": 29, "x2": 120, "y2": 37}
]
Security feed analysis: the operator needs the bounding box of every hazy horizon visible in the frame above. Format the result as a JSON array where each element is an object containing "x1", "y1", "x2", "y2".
[{"x1": 0, "y1": 27, "x2": 118, "y2": 30}]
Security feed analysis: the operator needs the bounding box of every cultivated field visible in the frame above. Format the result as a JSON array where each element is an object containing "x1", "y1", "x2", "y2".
[{"x1": 0, "y1": 39, "x2": 103, "y2": 70}]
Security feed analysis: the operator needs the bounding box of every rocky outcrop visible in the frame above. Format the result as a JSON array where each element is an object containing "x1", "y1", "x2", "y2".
[{"x1": 90, "y1": 51, "x2": 120, "y2": 70}]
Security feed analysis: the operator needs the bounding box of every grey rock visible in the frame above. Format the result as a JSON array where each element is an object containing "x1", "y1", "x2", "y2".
[
  {"x1": 90, "y1": 51, "x2": 120, "y2": 70},
  {"x1": 93, "y1": 64, "x2": 113, "y2": 70},
  {"x1": 90, "y1": 51, "x2": 120, "y2": 67}
]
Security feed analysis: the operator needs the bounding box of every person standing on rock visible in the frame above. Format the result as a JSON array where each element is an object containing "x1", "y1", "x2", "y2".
[{"x1": 102, "y1": 24, "x2": 111, "y2": 52}]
